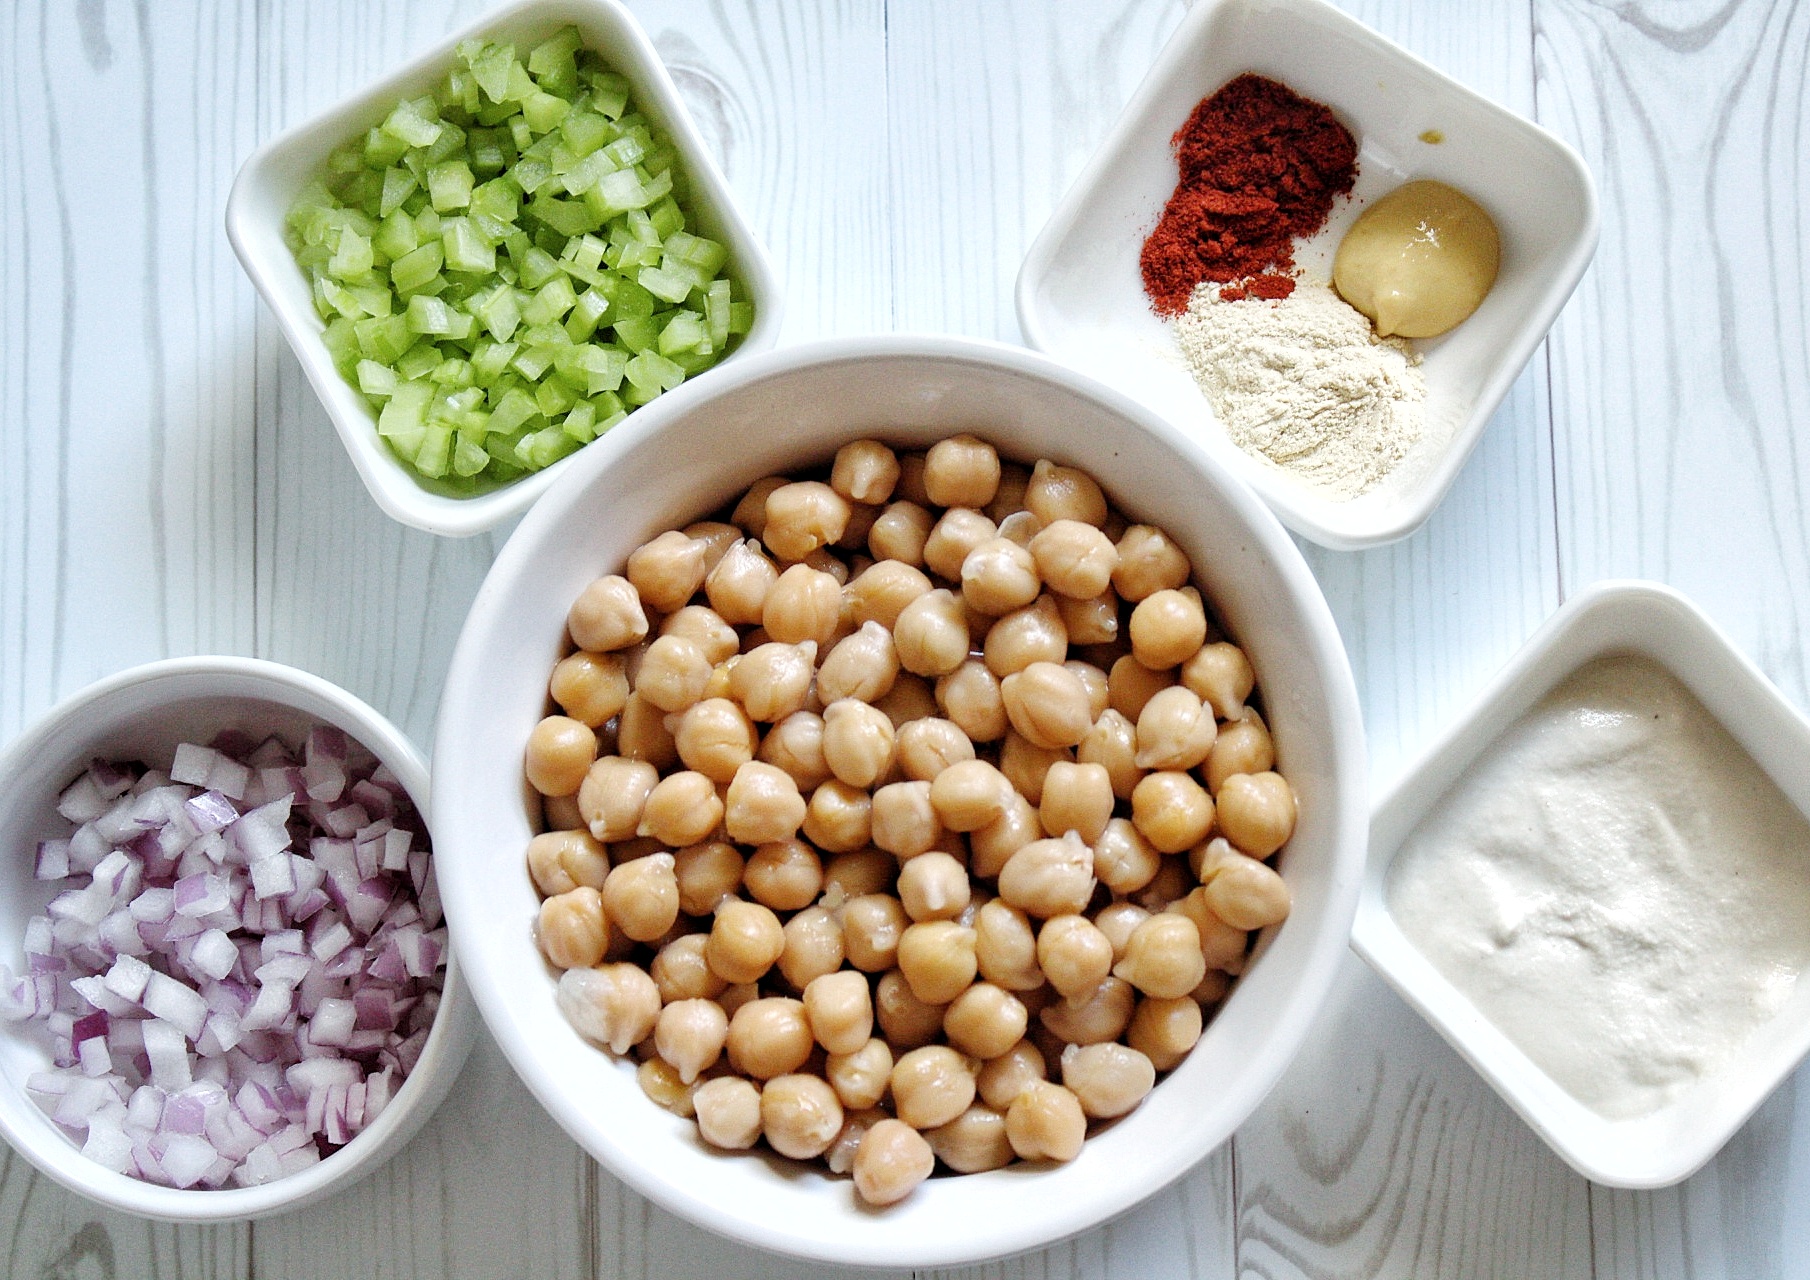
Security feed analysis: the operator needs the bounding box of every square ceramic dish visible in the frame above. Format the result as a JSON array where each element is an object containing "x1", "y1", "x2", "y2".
[
  {"x1": 226, "y1": 0, "x2": 781, "y2": 538},
  {"x1": 1352, "y1": 580, "x2": 1810, "y2": 1188},
  {"x1": 1015, "y1": 0, "x2": 1597, "y2": 550}
]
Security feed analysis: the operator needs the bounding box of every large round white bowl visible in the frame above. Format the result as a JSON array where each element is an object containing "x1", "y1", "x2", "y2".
[
  {"x1": 432, "y1": 336, "x2": 1366, "y2": 1268},
  {"x1": 0, "y1": 657, "x2": 479, "y2": 1221}
]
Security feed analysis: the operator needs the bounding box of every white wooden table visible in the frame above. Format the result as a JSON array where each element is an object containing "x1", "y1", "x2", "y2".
[{"x1": 4, "y1": 0, "x2": 1806, "y2": 1275}]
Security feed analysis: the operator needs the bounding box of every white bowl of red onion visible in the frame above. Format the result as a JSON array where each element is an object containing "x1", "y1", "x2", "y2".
[{"x1": 0, "y1": 656, "x2": 477, "y2": 1221}]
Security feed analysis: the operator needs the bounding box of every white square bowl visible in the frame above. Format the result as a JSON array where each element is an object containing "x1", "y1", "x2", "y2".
[
  {"x1": 1352, "y1": 581, "x2": 1810, "y2": 1188},
  {"x1": 1015, "y1": 0, "x2": 1597, "y2": 550},
  {"x1": 226, "y1": 0, "x2": 781, "y2": 538}
]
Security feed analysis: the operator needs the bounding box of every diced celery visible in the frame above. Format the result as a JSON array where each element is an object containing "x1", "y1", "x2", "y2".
[
  {"x1": 378, "y1": 380, "x2": 433, "y2": 437},
  {"x1": 390, "y1": 240, "x2": 445, "y2": 294},
  {"x1": 626, "y1": 351, "x2": 685, "y2": 394},
  {"x1": 471, "y1": 284, "x2": 522, "y2": 341},
  {"x1": 348, "y1": 284, "x2": 393, "y2": 317},
  {"x1": 328, "y1": 229, "x2": 374, "y2": 281},
  {"x1": 510, "y1": 153, "x2": 554, "y2": 195},
  {"x1": 469, "y1": 176, "x2": 522, "y2": 223},
  {"x1": 462, "y1": 39, "x2": 516, "y2": 103},
  {"x1": 424, "y1": 122, "x2": 469, "y2": 167},
  {"x1": 523, "y1": 91, "x2": 569, "y2": 133},
  {"x1": 729, "y1": 301, "x2": 754, "y2": 335},
  {"x1": 638, "y1": 266, "x2": 693, "y2": 305},
  {"x1": 452, "y1": 437, "x2": 491, "y2": 477},
  {"x1": 527, "y1": 193, "x2": 598, "y2": 238},
  {"x1": 430, "y1": 357, "x2": 475, "y2": 387},
  {"x1": 648, "y1": 196, "x2": 684, "y2": 240},
  {"x1": 505, "y1": 61, "x2": 539, "y2": 104},
  {"x1": 611, "y1": 315, "x2": 660, "y2": 353},
  {"x1": 614, "y1": 240, "x2": 661, "y2": 271},
  {"x1": 529, "y1": 26, "x2": 584, "y2": 77},
  {"x1": 406, "y1": 295, "x2": 461, "y2": 335},
  {"x1": 415, "y1": 424, "x2": 454, "y2": 477},
  {"x1": 488, "y1": 387, "x2": 538, "y2": 437},
  {"x1": 354, "y1": 314, "x2": 415, "y2": 364},
  {"x1": 559, "y1": 148, "x2": 618, "y2": 197},
  {"x1": 558, "y1": 343, "x2": 627, "y2": 394},
  {"x1": 380, "y1": 167, "x2": 419, "y2": 217},
  {"x1": 658, "y1": 311, "x2": 710, "y2": 357},
  {"x1": 522, "y1": 276, "x2": 578, "y2": 326},
  {"x1": 605, "y1": 274, "x2": 659, "y2": 319},
  {"x1": 441, "y1": 219, "x2": 496, "y2": 274},
  {"x1": 705, "y1": 279, "x2": 732, "y2": 347},
  {"x1": 374, "y1": 208, "x2": 419, "y2": 261},
  {"x1": 510, "y1": 345, "x2": 555, "y2": 380},
  {"x1": 562, "y1": 399, "x2": 596, "y2": 442},
  {"x1": 321, "y1": 317, "x2": 359, "y2": 371},
  {"x1": 565, "y1": 288, "x2": 609, "y2": 342},
  {"x1": 627, "y1": 208, "x2": 660, "y2": 246},
  {"x1": 519, "y1": 246, "x2": 562, "y2": 290},
  {"x1": 534, "y1": 377, "x2": 577, "y2": 417},
  {"x1": 381, "y1": 98, "x2": 444, "y2": 148},
  {"x1": 664, "y1": 231, "x2": 728, "y2": 274},
  {"x1": 427, "y1": 160, "x2": 474, "y2": 211},
  {"x1": 586, "y1": 168, "x2": 652, "y2": 220},
  {"x1": 561, "y1": 109, "x2": 613, "y2": 158},
  {"x1": 591, "y1": 72, "x2": 630, "y2": 119},
  {"x1": 468, "y1": 127, "x2": 509, "y2": 175},
  {"x1": 396, "y1": 344, "x2": 443, "y2": 381}
]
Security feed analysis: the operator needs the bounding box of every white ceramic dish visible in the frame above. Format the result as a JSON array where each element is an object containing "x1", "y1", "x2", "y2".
[
  {"x1": 1353, "y1": 580, "x2": 1810, "y2": 1188},
  {"x1": 0, "y1": 657, "x2": 479, "y2": 1220},
  {"x1": 226, "y1": 0, "x2": 781, "y2": 538},
  {"x1": 432, "y1": 336, "x2": 1368, "y2": 1267},
  {"x1": 1015, "y1": 0, "x2": 1597, "y2": 550}
]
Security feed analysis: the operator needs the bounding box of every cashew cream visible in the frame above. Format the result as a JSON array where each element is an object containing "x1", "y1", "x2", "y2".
[{"x1": 1386, "y1": 655, "x2": 1810, "y2": 1120}]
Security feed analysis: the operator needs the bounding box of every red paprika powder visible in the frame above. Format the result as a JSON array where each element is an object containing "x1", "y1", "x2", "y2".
[{"x1": 1140, "y1": 74, "x2": 1358, "y2": 315}]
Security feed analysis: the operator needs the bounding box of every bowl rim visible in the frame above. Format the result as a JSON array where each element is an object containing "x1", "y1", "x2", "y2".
[
  {"x1": 1352, "y1": 579, "x2": 1810, "y2": 1187},
  {"x1": 0, "y1": 655, "x2": 478, "y2": 1221},
  {"x1": 223, "y1": 0, "x2": 783, "y2": 539},
  {"x1": 1013, "y1": 0, "x2": 1600, "y2": 551},
  {"x1": 432, "y1": 333, "x2": 1369, "y2": 1266}
]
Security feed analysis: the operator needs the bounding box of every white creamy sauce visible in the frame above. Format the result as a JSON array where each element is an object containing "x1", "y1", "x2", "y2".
[{"x1": 1386, "y1": 655, "x2": 1810, "y2": 1120}]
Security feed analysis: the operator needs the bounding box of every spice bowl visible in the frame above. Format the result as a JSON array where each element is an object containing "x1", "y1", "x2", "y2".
[
  {"x1": 1353, "y1": 581, "x2": 1810, "y2": 1188},
  {"x1": 226, "y1": 0, "x2": 781, "y2": 538},
  {"x1": 1015, "y1": 0, "x2": 1598, "y2": 550},
  {"x1": 0, "y1": 657, "x2": 479, "y2": 1220},
  {"x1": 432, "y1": 335, "x2": 1369, "y2": 1267}
]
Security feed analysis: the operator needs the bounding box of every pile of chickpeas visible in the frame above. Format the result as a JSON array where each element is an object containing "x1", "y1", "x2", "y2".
[{"x1": 522, "y1": 434, "x2": 1296, "y2": 1208}]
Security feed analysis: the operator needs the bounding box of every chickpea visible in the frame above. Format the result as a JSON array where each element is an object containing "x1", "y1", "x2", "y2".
[
  {"x1": 891, "y1": 1045, "x2": 978, "y2": 1129},
  {"x1": 1060, "y1": 1042, "x2": 1155, "y2": 1119},
  {"x1": 638, "y1": 1058, "x2": 697, "y2": 1117},
  {"x1": 853, "y1": 1118, "x2": 935, "y2": 1206},
  {"x1": 1086, "y1": 819, "x2": 1158, "y2": 899},
  {"x1": 539, "y1": 887, "x2": 609, "y2": 969},
  {"x1": 655, "y1": 998, "x2": 728, "y2": 1084},
  {"x1": 891, "y1": 717, "x2": 973, "y2": 783},
  {"x1": 762, "y1": 481, "x2": 852, "y2": 563},
  {"x1": 726, "y1": 996, "x2": 813, "y2": 1080},
  {"x1": 818, "y1": 621, "x2": 900, "y2": 704},
  {"x1": 626, "y1": 531, "x2": 708, "y2": 614},
  {"x1": 568, "y1": 575, "x2": 648, "y2": 652},
  {"x1": 1129, "y1": 588, "x2": 1209, "y2": 672},
  {"x1": 758, "y1": 712, "x2": 830, "y2": 794},
  {"x1": 1000, "y1": 662, "x2": 1094, "y2": 751},
  {"x1": 707, "y1": 899, "x2": 786, "y2": 984},
  {"x1": 930, "y1": 663, "x2": 1003, "y2": 745},
  {"x1": 1057, "y1": 589, "x2": 1121, "y2": 646},
  {"x1": 527, "y1": 829, "x2": 610, "y2": 896},
  {"x1": 599, "y1": 852, "x2": 679, "y2": 943},
  {"x1": 744, "y1": 837, "x2": 826, "y2": 910},
  {"x1": 651, "y1": 933, "x2": 727, "y2": 1003},
  {"x1": 543, "y1": 792, "x2": 585, "y2": 833},
  {"x1": 705, "y1": 538, "x2": 779, "y2": 625},
  {"x1": 800, "y1": 968, "x2": 874, "y2": 1056},
  {"x1": 922, "y1": 508, "x2": 998, "y2": 582},
  {"x1": 983, "y1": 595, "x2": 1068, "y2": 677},
  {"x1": 892, "y1": 587, "x2": 970, "y2": 678},
  {"x1": 637, "y1": 771, "x2": 723, "y2": 846},
  {"x1": 868, "y1": 501, "x2": 935, "y2": 567},
  {"x1": 875, "y1": 968, "x2": 948, "y2": 1051},
  {"x1": 1024, "y1": 458, "x2": 1109, "y2": 528},
  {"x1": 985, "y1": 461, "x2": 1032, "y2": 522},
  {"x1": 1193, "y1": 970, "x2": 1232, "y2": 1005},
  {"x1": 718, "y1": 981, "x2": 760, "y2": 1018},
  {"x1": 1107, "y1": 653, "x2": 1176, "y2": 723},
  {"x1": 1038, "y1": 760, "x2": 1113, "y2": 844},
  {"x1": 673, "y1": 840, "x2": 743, "y2": 916},
  {"x1": 926, "y1": 1104, "x2": 1014, "y2": 1174},
  {"x1": 682, "y1": 519, "x2": 741, "y2": 573},
  {"x1": 723, "y1": 761, "x2": 807, "y2": 844},
  {"x1": 1005, "y1": 1080, "x2": 1086, "y2": 1163},
  {"x1": 897, "y1": 920, "x2": 979, "y2": 1004},
  {"x1": 977, "y1": 1039, "x2": 1048, "y2": 1110},
  {"x1": 1111, "y1": 525, "x2": 1191, "y2": 602},
  {"x1": 1166, "y1": 886, "x2": 1249, "y2": 973},
  {"x1": 1039, "y1": 975, "x2": 1135, "y2": 1045},
  {"x1": 1067, "y1": 660, "x2": 1111, "y2": 719},
  {"x1": 1027, "y1": 519, "x2": 1118, "y2": 602},
  {"x1": 829, "y1": 439, "x2": 900, "y2": 504},
  {"x1": 842, "y1": 893, "x2": 910, "y2": 972},
  {"x1": 1093, "y1": 901, "x2": 1152, "y2": 963},
  {"x1": 577, "y1": 756, "x2": 659, "y2": 843},
  {"x1": 660, "y1": 604, "x2": 740, "y2": 665},
  {"x1": 827, "y1": 1037, "x2": 895, "y2": 1110},
  {"x1": 616, "y1": 691, "x2": 679, "y2": 770},
  {"x1": 556, "y1": 963, "x2": 660, "y2": 1054},
  {"x1": 1113, "y1": 912, "x2": 1207, "y2": 999},
  {"x1": 760, "y1": 1072, "x2": 845, "y2": 1160},
  {"x1": 801, "y1": 781, "x2": 872, "y2": 854},
  {"x1": 1128, "y1": 995, "x2": 1203, "y2": 1071},
  {"x1": 969, "y1": 790, "x2": 1041, "y2": 879},
  {"x1": 550, "y1": 651, "x2": 630, "y2": 727},
  {"x1": 872, "y1": 673, "x2": 938, "y2": 730},
  {"x1": 972, "y1": 900, "x2": 1044, "y2": 991},
  {"x1": 1201, "y1": 849, "x2": 1292, "y2": 930},
  {"x1": 923, "y1": 433, "x2": 1001, "y2": 509},
  {"x1": 727, "y1": 641, "x2": 816, "y2": 722},
  {"x1": 1131, "y1": 770, "x2": 1214, "y2": 854},
  {"x1": 1206, "y1": 710, "x2": 1275, "y2": 794},
  {"x1": 890, "y1": 451, "x2": 930, "y2": 504},
  {"x1": 821, "y1": 849, "x2": 894, "y2": 905},
  {"x1": 996, "y1": 510, "x2": 1043, "y2": 548},
  {"x1": 1214, "y1": 771, "x2": 1297, "y2": 858},
  {"x1": 694, "y1": 1076, "x2": 763, "y2": 1150},
  {"x1": 763, "y1": 563, "x2": 842, "y2": 648},
  {"x1": 1036, "y1": 914, "x2": 1114, "y2": 1000},
  {"x1": 997, "y1": 832, "x2": 1095, "y2": 919},
  {"x1": 1078, "y1": 709, "x2": 1143, "y2": 802},
  {"x1": 1134, "y1": 685, "x2": 1218, "y2": 772},
  {"x1": 960, "y1": 537, "x2": 1042, "y2": 616},
  {"x1": 897, "y1": 851, "x2": 971, "y2": 922},
  {"x1": 867, "y1": 780, "x2": 940, "y2": 859},
  {"x1": 632, "y1": 635, "x2": 709, "y2": 714},
  {"x1": 778, "y1": 904, "x2": 846, "y2": 990},
  {"x1": 819, "y1": 699, "x2": 896, "y2": 789},
  {"x1": 1180, "y1": 640, "x2": 1254, "y2": 721},
  {"x1": 942, "y1": 983, "x2": 1029, "y2": 1060},
  {"x1": 670, "y1": 698, "x2": 756, "y2": 784},
  {"x1": 929, "y1": 758, "x2": 1013, "y2": 832}
]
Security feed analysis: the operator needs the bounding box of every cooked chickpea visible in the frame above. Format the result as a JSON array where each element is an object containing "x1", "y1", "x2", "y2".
[
  {"x1": 631, "y1": 771, "x2": 719, "y2": 846},
  {"x1": 865, "y1": 502, "x2": 934, "y2": 568},
  {"x1": 875, "y1": 969, "x2": 948, "y2": 1050},
  {"x1": 1067, "y1": 660, "x2": 1111, "y2": 719},
  {"x1": 1107, "y1": 653, "x2": 1175, "y2": 722},
  {"x1": 969, "y1": 790, "x2": 1041, "y2": 879},
  {"x1": 830, "y1": 438, "x2": 901, "y2": 504},
  {"x1": 983, "y1": 595, "x2": 1067, "y2": 677},
  {"x1": 728, "y1": 475, "x2": 786, "y2": 536},
  {"x1": 1129, "y1": 588, "x2": 1209, "y2": 671},
  {"x1": 891, "y1": 1044, "x2": 978, "y2": 1129},
  {"x1": 1201, "y1": 848, "x2": 1292, "y2": 929},
  {"x1": 800, "y1": 968, "x2": 874, "y2": 1056},
  {"x1": 1088, "y1": 819, "x2": 1158, "y2": 898},
  {"x1": 873, "y1": 674, "x2": 938, "y2": 730},
  {"x1": 728, "y1": 641, "x2": 817, "y2": 722},
  {"x1": 1180, "y1": 640, "x2": 1254, "y2": 720},
  {"x1": 638, "y1": 1058, "x2": 697, "y2": 1116},
  {"x1": 727, "y1": 996, "x2": 813, "y2": 1080},
  {"x1": 744, "y1": 837, "x2": 825, "y2": 911},
  {"x1": 527, "y1": 829, "x2": 610, "y2": 896},
  {"x1": 892, "y1": 587, "x2": 970, "y2": 678},
  {"x1": 929, "y1": 758, "x2": 1013, "y2": 832},
  {"x1": 543, "y1": 793, "x2": 585, "y2": 832},
  {"x1": 1037, "y1": 760, "x2": 1113, "y2": 843},
  {"x1": 996, "y1": 832, "x2": 1095, "y2": 919},
  {"x1": 820, "y1": 849, "x2": 893, "y2": 906},
  {"x1": 897, "y1": 920, "x2": 978, "y2": 1005},
  {"x1": 1039, "y1": 975, "x2": 1135, "y2": 1045},
  {"x1": 556, "y1": 963, "x2": 660, "y2": 1054},
  {"x1": 801, "y1": 781, "x2": 872, "y2": 854},
  {"x1": 1036, "y1": 914, "x2": 1114, "y2": 1000},
  {"x1": 763, "y1": 563, "x2": 842, "y2": 647},
  {"x1": 539, "y1": 887, "x2": 609, "y2": 969},
  {"x1": 550, "y1": 651, "x2": 630, "y2": 727},
  {"x1": 996, "y1": 510, "x2": 1043, "y2": 548},
  {"x1": 1094, "y1": 901, "x2": 1152, "y2": 963},
  {"x1": 1025, "y1": 458, "x2": 1109, "y2": 528},
  {"x1": 1027, "y1": 519, "x2": 1119, "y2": 599},
  {"x1": 636, "y1": 635, "x2": 712, "y2": 714},
  {"x1": 960, "y1": 537, "x2": 1042, "y2": 616},
  {"x1": 1057, "y1": 589, "x2": 1120, "y2": 646},
  {"x1": 868, "y1": 780, "x2": 940, "y2": 859},
  {"x1": 826, "y1": 1037, "x2": 894, "y2": 1110},
  {"x1": 1131, "y1": 770, "x2": 1214, "y2": 854},
  {"x1": 1134, "y1": 686, "x2": 1218, "y2": 771},
  {"x1": 1214, "y1": 771, "x2": 1297, "y2": 858},
  {"x1": 651, "y1": 933, "x2": 727, "y2": 1003},
  {"x1": 936, "y1": 660, "x2": 1008, "y2": 743},
  {"x1": 724, "y1": 761, "x2": 807, "y2": 844},
  {"x1": 778, "y1": 904, "x2": 846, "y2": 989},
  {"x1": 984, "y1": 461, "x2": 1031, "y2": 522},
  {"x1": 818, "y1": 620, "x2": 900, "y2": 704},
  {"x1": 682, "y1": 519, "x2": 741, "y2": 573},
  {"x1": 707, "y1": 898, "x2": 786, "y2": 984},
  {"x1": 1060, "y1": 1042, "x2": 1155, "y2": 1119},
  {"x1": 718, "y1": 982, "x2": 760, "y2": 1018},
  {"x1": 1113, "y1": 912, "x2": 1207, "y2": 999},
  {"x1": 655, "y1": 998, "x2": 728, "y2": 1084},
  {"x1": 763, "y1": 481, "x2": 852, "y2": 563},
  {"x1": 1005, "y1": 1080, "x2": 1086, "y2": 1163},
  {"x1": 671, "y1": 698, "x2": 756, "y2": 784},
  {"x1": 926, "y1": 1104, "x2": 1013, "y2": 1174},
  {"x1": 941, "y1": 983, "x2": 1028, "y2": 1061},
  {"x1": 1168, "y1": 886, "x2": 1250, "y2": 973},
  {"x1": 921, "y1": 508, "x2": 997, "y2": 581},
  {"x1": 893, "y1": 717, "x2": 974, "y2": 783},
  {"x1": 568, "y1": 575, "x2": 648, "y2": 652},
  {"x1": 660, "y1": 604, "x2": 739, "y2": 665},
  {"x1": 760, "y1": 1072, "x2": 844, "y2": 1160},
  {"x1": 704, "y1": 538, "x2": 779, "y2": 625},
  {"x1": 853, "y1": 1118, "x2": 935, "y2": 1206},
  {"x1": 625, "y1": 531, "x2": 707, "y2": 614},
  {"x1": 757, "y1": 713, "x2": 829, "y2": 794},
  {"x1": 693, "y1": 1076, "x2": 763, "y2": 1150},
  {"x1": 577, "y1": 756, "x2": 659, "y2": 842},
  {"x1": 599, "y1": 852, "x2": 679, "y2": 942},
  {"x1": 966, "y1": 900, "x2": 1041, "y2": 992},
  {"x1": 897, "y1": 851, "x2": 971, "y2": 922},
  {"x1": 1206, "y1": 710, "x2": 1274, "y2": 794},
  {"x1": 977, "y1": 1039, "x2": 1047, "y2": 1110},
  {"x1": 819, "y1": 699, "x2": 896, "y2": 789},
  {"x1": 1111, "y1": 525, "x2": 1191, "y2": 602},
  {"x1": 1128, "y1": 995, "x2": 1203, "y2": 1071},
  {"x1": 672, "y1": 840, "x2": 743, "y2": 916},
  {"x1": 842, "y1": 893, "x2": 910, "y2": 972},
  {"x1": 1078, "y1": 709, "x2": 1143, "y2": 802},
  {"x1": 923, "y1": 433, "x2": 1001, "y2": 509},
  {"x1": 1000, "y1": 662, "x2": 1094, "y2": 750},
  {"x1": 616, "y1": 691, "x2": 679, "y2": 769}
]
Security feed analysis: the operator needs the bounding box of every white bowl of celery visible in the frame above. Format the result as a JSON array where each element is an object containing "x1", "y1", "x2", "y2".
[{"x1": 227, "y1": 0, "x2": 781, "y2": 537}]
